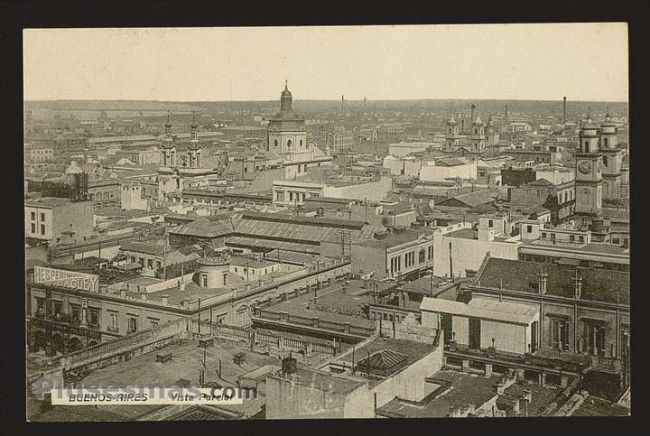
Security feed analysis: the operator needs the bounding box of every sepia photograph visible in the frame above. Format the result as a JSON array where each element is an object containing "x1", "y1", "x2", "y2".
[{"x1": 22, "y1": 23, "x2": 631, "y2": 421}]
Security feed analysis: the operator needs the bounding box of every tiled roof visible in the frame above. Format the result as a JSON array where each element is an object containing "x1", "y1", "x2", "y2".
[{"x1": 475, "y1": 258, "x2": 629, "y2": 304}]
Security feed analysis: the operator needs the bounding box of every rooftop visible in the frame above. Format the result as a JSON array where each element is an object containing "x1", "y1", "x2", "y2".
[
  {"x1": 25, "y1": 197, "x2": 74, "y2": 208},
  {"x1": 377, "y1": 370, "x2": 499, "y2": 418},
  {"x1": 35, "y1": 338, "x2": 278, "y2": 421},
  {"x1": 374, "y1": 227, "x2": 432, "y2": 248},
  {"x1": 169, "y1": 217, "x2": 235, "y2": 239},
  {"x1": 270, "y1": 366, "x2": 365, "y2": 395},
  {"x1": 571, "y1": 395, "x2": 630, "y2": 417},
  {"x1": 475, "y1": 258, "x2": 629, "y2": 305}
]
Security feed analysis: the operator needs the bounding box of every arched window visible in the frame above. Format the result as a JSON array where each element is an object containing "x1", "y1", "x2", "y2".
[
  {"x1": 603, "y1": 156, "x2": 608, "y2": 167},
  {"x1": 287, "y1": 140, "x2": 292, "y2": 148}
]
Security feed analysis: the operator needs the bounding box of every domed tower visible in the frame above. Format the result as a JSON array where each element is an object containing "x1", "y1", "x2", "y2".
[
  {"x1": 266, "y1": 81, "x2": 307, "y2": 160},
  {"x1": 445, "y1": 114, "x2": 461, "y2": 149},
  {"x1": 188, "y1": 111, "x2": 202, "y2": 168},
  {"x1": 470, "y1": 114, "x2": 486, "y2": 152},
  {"x1": 197, "y1": 254, "x2": 231, "y2": 288},
  {"x1": 485, "y1": 114, "x2": 500, "y2": 147},
  {"x1": 161, "y1": 111, "x2": 177, "y2": 167},
  {"x1": 599, "y1": 113, "x2": 622, "y2": 200},
  {"x1": 575, "y1": 112, "x2": 603, "y2": 216}
]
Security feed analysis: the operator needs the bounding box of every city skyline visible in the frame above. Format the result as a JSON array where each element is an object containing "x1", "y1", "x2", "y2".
[{"x1": 24, "y1": 24, "x2": 628, "y2": 103}]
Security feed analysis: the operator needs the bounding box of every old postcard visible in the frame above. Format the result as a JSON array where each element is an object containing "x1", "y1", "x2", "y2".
[{"x1": 24, "y1": 24, "x2": 630, "y2": 421}]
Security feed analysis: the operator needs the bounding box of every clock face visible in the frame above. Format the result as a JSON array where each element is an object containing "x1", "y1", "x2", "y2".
[{"x1": 578, "y1": 160, "x2": 592, "y2": 174}]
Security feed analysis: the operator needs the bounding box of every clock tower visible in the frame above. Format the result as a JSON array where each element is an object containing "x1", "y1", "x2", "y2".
[{"x1": 575, "y1": 116, "x2": 603, "y2": 216}]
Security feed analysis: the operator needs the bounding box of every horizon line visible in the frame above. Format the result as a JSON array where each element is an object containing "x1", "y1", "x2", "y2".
[{"x1": 24, "y1": 97, "x2": 630, "y2": 104}]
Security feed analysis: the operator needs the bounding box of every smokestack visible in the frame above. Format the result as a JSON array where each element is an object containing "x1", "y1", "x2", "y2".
[
  {"x1": 341, "y1": 95, "x2": 344, "y2": 110},
  {"x1": 563, "y1": 97, "x2": 567, "y2": 124}
]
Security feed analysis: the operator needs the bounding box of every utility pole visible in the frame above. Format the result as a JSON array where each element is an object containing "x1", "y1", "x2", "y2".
[
  {"x1": 449, "y1": 242, "x2": 453, "y2": 279},
  {"x1": 163, "y1": 232, "x2": 167, "y2": 280}
]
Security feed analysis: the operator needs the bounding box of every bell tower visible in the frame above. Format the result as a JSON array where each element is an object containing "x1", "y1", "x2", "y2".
[
  {"x1": 599, "y1": 113, "x2": 622, "y2": 200},
  {"x1": 574, "y1": 113, "x2": 603, "y2": 216},
  {"x1": 470, "y1": 114, "x2": 486, "y2": 152},
  {"x1": 188, "y1": 111, "x2": 202, "y2": 168},
  {"x1": 445, "y1": 115, "x2": 460, "y2": 149}
]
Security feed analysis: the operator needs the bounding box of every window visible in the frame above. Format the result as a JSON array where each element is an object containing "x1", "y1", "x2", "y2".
[
  {"x1": 300, "y1": 139, "x2": 303, "y2": 146},
  {"x1": 234, "y1": 267, "x2": 238, "y2": 273},
  {"x1": 419, "y1": 249, "x2": 425, "y2": 263},
  {"x1": 70, "y1": 304, "x2": 81, "y2": 323},
  {"x1": 31, "y1": 212, "x2": 35, "y2": 220},
  {"x1": 527, "y1": 225, "x2": 532, "y2": 233},
  {"x1": 40, "y1": 224, "x2": 45, "y2": 235},
  {"x1": 31, "y1": 223, "x2": 36, "y2": 233},
  {"x1": 274, "y1": 139, "x2": 278, "y2": 147},
  {"x1": 287, "y1": 140, "x2": 292, "y2": 148},
  {"x1": 34, "y1": 297, "x2": 45, "y2": 316},
  {"x1": 89, "y1": 308, "x2": 99, "y2": 327},
  {"x1": 109, "y1": 313, "x2": 118, "y2": 332},
  {"x1": 579, "y1": 236, "x2": 585, "y2": 243},
  {"x1": 570, "y1": 235, "x2": 575, "y2": 242},
  {"x1": 488, "y1": 220, "x2": 493, "y2": 227},
  {"x1": 147, "y1": 259, "x2": 153, "y2": 269},
  {"x1": 202, "y1": 274, "x2": 208, "y2": 287},
  {"x1": 541, "y1": 233, "x2": 547, "y2": 238},
  {"x1": 40, "y1": 213, "x2": 45, "y2": 221},
  {"x1": 550, "y1": 317, "x2": 569, "y2": 351},
  {"x1": 128, "y1": 317, "x2": 138, "y2": 333},
  {"x1": 52, "y1": 301, "x2": 62, "y2": 317}
]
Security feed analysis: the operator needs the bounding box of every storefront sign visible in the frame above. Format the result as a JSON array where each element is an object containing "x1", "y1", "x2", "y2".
[{"x1": 33, "y1": 266, "x2": 99, "y2": 293}]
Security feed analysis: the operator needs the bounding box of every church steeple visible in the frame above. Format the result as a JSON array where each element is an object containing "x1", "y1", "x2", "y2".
[
  {"x1": 165, "y1": 110, "x2": 172, "y2": 138},
  {"x1": 190, "y1": 111, "x2": 199, "y2": 143}
]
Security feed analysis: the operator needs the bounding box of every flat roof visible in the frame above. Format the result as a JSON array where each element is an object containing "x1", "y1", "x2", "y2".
[
  {"x1": 25, "y1": 197, "x2": 74, "y2": 208},
  {"x1": 42, "y1": 338, "x2": 278, "y2": 421},
  {"x1": 262, "y1": 281, "x2": 375, "y2": 330},
  {"x1": 377, "y1": 370, "x2": 499, "y2": 418},
  {"x1": 269, "y1": 367, "x2": 365, "y2": 394},
  {"x1": 420, "y1": 297, "x2": 539, "y2": 325}
]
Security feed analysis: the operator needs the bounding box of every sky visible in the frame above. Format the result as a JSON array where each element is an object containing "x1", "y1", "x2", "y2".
[{"x1": 23, "y1": 23, "x2": 628, "y2": 102}]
